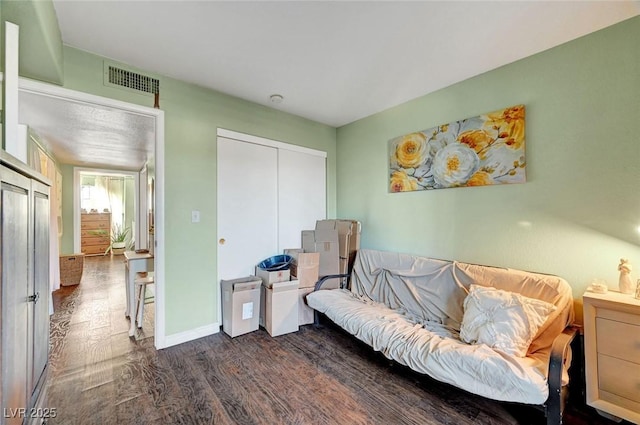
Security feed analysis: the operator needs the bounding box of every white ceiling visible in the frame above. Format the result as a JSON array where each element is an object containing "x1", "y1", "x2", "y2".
[
  {"x1": 19, "y1": 1, "x2": 639, "y2": 171},
  {"x1": 52, "y1": 0, "x2": 640, "y2": 127},
  {"x1": 19, "y1": 91, "x2": 156, "y2": 170}
]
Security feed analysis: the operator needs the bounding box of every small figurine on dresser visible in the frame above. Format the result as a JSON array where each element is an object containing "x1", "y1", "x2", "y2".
[
  {"x1": 617, "y1": 258, "x2": 634, "y2": 294},
  {"x1": 636, "y1": 279, "x2": 640, "y2": 299}
]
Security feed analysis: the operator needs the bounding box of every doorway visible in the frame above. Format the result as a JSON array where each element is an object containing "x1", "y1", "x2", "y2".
[
  {"x1": 18, "y1": 77, "x2": 168, "y2": 348},
  {"x1": 75, "y1": 170, "x2": 138, "y2": 256}
]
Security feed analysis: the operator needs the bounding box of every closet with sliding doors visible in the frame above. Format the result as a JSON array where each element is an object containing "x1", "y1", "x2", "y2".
[{"x1": 1, "y1": 150, "x2": 50, "y2": 425}]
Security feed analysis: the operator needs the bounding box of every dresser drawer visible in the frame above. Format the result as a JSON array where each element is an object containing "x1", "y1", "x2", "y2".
[
  {"x1": 598, "y1": 354, "x2": 640, "y2": 403},
  {"x1": 81, "y1": 235, "x2": 110, "y2": 247},
  {"x1": 81, "y1": 220, "x2": 110, "y2": 230},
  {"x1": 596, "y1": 318, "x2": 640, "y2": 364},
  {"x1": 81, "y1": 229, "x2": 108, "y2": 238},
  {"x1": 81, "y1": 245, "x2": 108, "y2": 255}
]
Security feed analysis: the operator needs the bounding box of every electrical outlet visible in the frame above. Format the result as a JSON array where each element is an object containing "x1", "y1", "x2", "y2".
[{"x1": 191, "y1": 210, "x2": 200, "y2": 223}]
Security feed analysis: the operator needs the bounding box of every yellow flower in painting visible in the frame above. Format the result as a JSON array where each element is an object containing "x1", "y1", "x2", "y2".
[
  {"x1": 466, "y1": 171, "x2": 493, "y2": 187},
  {"x1": 485, "y1": 105, "x2": 525, "y2": 150},
  {"x1": 504, "y1": 119, "x2": 525, "y2": 150},
  {"x1": 457, "y1": 129, "x2": 494, "y2": 157},
  {"x1": 432, "y1": 143, "x2": 479, "y2": 187},
  {"x1": 390, "y1": 170, "x2": 418, "y2": 192},
  {"x1": 394, "y1": 133, "x2": 427, "y2": 168}
]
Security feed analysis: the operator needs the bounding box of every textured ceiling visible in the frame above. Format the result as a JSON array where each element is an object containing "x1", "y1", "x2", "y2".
[{"x1": 19, "y1": 91, "x2": 155, "y2": 171}]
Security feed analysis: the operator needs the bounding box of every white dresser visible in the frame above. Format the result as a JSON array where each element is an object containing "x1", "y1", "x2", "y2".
[{"x1": 583, "y1": 290, "x2": 640, "y2": 424}]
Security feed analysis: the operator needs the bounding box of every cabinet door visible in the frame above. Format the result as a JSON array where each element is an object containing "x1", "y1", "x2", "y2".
[
  {"x1": 30, "y1": 182, "x2": 49, "y2": 397},
  {"x1": 1, "y1": 167, "x2": 31, "y2": 425}
]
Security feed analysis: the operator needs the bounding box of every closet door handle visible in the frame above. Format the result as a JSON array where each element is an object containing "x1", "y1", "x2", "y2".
[{"x1": 28, "y1": 292, "x2": 40, "y2": 304}]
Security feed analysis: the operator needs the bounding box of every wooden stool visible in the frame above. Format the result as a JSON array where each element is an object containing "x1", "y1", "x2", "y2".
[{"x1": 134, "y1": 271, "x2": 155, "y2": 329}]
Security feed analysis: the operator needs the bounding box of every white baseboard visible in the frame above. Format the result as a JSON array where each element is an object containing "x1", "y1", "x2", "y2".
[{"x1": 159, "y1": 322, "x2": 220, "y2": 349}]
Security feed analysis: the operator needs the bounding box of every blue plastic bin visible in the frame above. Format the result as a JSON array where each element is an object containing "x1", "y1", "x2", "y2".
[{"x1": 257, "y1": 254, "x2": 293, "y2": 272}]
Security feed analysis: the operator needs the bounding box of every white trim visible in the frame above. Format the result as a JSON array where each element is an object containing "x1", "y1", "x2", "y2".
[
  {"x1": 162, "y1": 323, "x2": 220, "y2": 349},
  {"x1": 138, "y1": 166, "x2": 148, "y2": 251},
  {"x1": 153, "y1": 112, "x2": 166, "y2": 349},
  {"x1": 217, "y1": 128, "x2": 327, "y2": 158},
  {"x1": 3, "y1": 24, "x2": 19, "y2": 155},
  {"x1": 15, "y1": 77, "x2": 168, "y2": 349},
  {"x1": 19, "y1": 77, "x2": 159, "y2": 118}
]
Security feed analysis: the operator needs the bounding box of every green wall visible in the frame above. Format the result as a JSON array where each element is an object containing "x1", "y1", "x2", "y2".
[
  {"x1": 336, "y1": 17, "x2": 640, "y2": 313},
  {"x1": 9, "y1": 0, "x2": 639, "y2": 334},
  {"x1": 1, "y1": 0, "x2": 64, "y2": 85},
  {"x1": 61, "y1": 47, "x2": 337, "y2": 336}
]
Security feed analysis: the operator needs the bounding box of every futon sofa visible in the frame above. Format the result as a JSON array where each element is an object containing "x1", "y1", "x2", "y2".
[{"x1": 306, "y1": 249, "x2": 576, "y2": 425}]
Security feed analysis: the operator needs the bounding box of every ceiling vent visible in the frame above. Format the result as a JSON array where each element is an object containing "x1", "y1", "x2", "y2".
[{"x1": 104, "y1": 62, "x2": 160, "y2": 107}]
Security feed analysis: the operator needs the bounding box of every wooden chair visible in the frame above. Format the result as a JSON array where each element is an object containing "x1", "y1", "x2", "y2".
[{"x1": 134, "y1": 271, "x2": 154, "y2": 329}]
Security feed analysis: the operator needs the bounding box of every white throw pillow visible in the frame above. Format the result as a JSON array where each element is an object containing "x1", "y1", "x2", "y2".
[{"x1": 460, "y1": 284, "x2": 556, "y2": 357}]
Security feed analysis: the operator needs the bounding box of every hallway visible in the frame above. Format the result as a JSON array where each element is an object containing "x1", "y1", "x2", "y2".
[{"x1": 48, "y1": 255, "x2": 155, "y2": 423}]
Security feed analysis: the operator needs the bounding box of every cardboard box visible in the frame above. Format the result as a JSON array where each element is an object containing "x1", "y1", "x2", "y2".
[
  {"x1": 298, "y1": 287, "x2": 315, "y2": 326},
  {"x1": 315, "y1": 220, "x2": 361, "y2": 286},
  {"x1": 301, "y1": 229, "x2": 340, "y2": 289},
  {"x1": 283, "y1": 248, "x2": 303, "y2": 258},
  {"x1": 286, "y1": 250, "x2": 320, "y2": 289},
  {"x1": 260, "y1": 280, "x2": 300, "y2": 337},
  {"x1": 220, "y1": 276, "x2": 262, "y2": 338},
  {"x1": 255, "y1": 267, "x2": 290, "y2": 288}
]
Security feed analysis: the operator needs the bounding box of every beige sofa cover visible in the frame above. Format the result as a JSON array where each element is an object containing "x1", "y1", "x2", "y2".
[{"x1": 306, "y1": 249, "x2": 574, "y2": 404}]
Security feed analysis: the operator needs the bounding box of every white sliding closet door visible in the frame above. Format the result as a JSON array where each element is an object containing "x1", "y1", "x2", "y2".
[
  {"x1": 217, "y1": 137, "x2": 278, "y2": 280},
  {"x1": 217, "y1": 130, "x2": 327, "y2": 326},
  {"x1": 278, "y1": 149, "x2": 326, "y2": 251}
]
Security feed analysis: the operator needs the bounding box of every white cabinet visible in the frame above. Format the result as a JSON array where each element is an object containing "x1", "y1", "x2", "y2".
[
  {"x1": 583, "y1": 291, "x2": 640, "y2": 424},
  {"x1": 1, "y1": 152, "x2": 50, "y2": 425}
]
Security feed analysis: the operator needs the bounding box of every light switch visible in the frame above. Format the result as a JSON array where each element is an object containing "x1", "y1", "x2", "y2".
[{"x1": 191, "y1": 210, "x2": 200, "y2": 223}]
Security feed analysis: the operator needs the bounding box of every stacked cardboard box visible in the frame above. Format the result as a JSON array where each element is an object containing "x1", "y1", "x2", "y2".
[
  {"x1": 255, "y1": 267, "x2": 290, "y2": 287},
  {"x1": 301, "y1": 229, "x2": 339, "y2": 287},
  {"x1": 284, "y1": 249, "x2": 319, "y2": 326},
  {"x1": 285, "y1": 249, "x2": 320, "y2": 288},
  {"x1": 317, "y1": 219, "x2": 361, "y2": 281},
  {"x1": 259, "y1": 280, "x2": 300, "y2": 337},
  {"x1": 298, "y1": 287, "x2": 316, "y2": 326},
  {"x1": 256, "y1": 263, "x2": 299, "y2": 337},
  {"x1": 302, "y1": 219, "x2": 361, "y2": 288}
]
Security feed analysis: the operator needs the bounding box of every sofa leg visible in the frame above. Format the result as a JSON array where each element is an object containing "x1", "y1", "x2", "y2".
[
  {"x1": 313, "y1": 310, "x2": 322, "y2": 328},
  {"x1": 546, "y1": 397, "x2": 561, "y2": 425},
  {"x1": 546, "y1": 385, "x2": 569, "y2": 425}
]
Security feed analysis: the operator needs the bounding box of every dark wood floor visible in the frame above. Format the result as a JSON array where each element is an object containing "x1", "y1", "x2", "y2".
[{"x1": 46, "y1": 256, "x2": 626, "y2": 425}]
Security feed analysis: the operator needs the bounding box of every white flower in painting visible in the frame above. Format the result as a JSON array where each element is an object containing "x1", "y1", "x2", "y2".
[
  {"x1": 427, "y1": 131, "x2": 456, "y2": 158},
  {"x1": 432, "y1": 143, "x2": 480, "y2": 187}
]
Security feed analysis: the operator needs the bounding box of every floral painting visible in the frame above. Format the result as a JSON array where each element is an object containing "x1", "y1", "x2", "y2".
[{"x1": 389, "y1": 105, "x2": 526, "y2": 192}]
